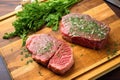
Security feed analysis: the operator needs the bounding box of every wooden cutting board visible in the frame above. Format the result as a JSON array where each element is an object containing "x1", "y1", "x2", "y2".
[{"x1": 0, "y1": 0, "x2": 120, "y2": 80}]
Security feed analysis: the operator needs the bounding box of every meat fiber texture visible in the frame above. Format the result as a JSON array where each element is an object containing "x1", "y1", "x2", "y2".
[
  {"x1": 26, "y1": 34, "x2": 74, "y2": 74},
  {"x1": 60, "y1": 13, "x2": 110, "y2": 49},
  {"x1": 48, "y1": 41, "x2": 74, "y2": 74}
]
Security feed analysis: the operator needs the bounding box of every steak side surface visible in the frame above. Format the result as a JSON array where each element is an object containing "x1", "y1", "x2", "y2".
[
  {"x1": 60, "y1": 13, "x2": 110, "y2": 49},
  {"x1": 48, "y1": 41, "x2": 74, "y2": 74}
]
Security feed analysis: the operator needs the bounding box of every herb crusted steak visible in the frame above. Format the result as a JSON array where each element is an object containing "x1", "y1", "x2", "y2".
[
  {"x1": 60, "y1": 13, "x2": 110, "y2": 49},
  {"x1": 26, "y1": 34, "x2": 60, "y2": 66},
  {"x1": 26, "y1": 34, "x2": 74, "y2": 74}
]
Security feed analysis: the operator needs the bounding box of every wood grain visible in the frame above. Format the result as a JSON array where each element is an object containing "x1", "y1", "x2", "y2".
[
  {"x1": 0, "y1": 0, "x2": 120, "y2": 80},
  {"x1": 0, "y1": 0, "x2": 21, "y2": 17}
]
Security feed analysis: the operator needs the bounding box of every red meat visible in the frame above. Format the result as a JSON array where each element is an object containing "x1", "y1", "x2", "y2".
[
  {"x1": 48, "y1": 41, "x2": 74, "y2": 74},
  {"x1": 60, "y1": 13, "x2": 110, "y2": 49},
  {"x1": 26, "y1": 34, "x2": 74, "y2": 74},
  {"x1": 26, "y1": 34, "x2": 61, "y2": 66}
]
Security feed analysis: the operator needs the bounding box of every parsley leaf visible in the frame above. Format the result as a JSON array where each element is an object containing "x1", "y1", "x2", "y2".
[{"x1": 3, "y1": 0, "x2": 81, "y2": 46}]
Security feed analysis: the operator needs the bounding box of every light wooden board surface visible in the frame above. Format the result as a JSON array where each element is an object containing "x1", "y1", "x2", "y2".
[{"x1": 0, "y1": 0, "x2": 120, "y2": 80}]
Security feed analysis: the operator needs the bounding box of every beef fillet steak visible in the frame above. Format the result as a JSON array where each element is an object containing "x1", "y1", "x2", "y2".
[
  {"x1": 26, "y1": 34, "x2": 61, "y2": 66},
  {"x1": 26, "y1": 34, "x2": 74, "y2": 74},
  {"x1": 48, "y1": 41, "x2": 74, "y2": 74},
  {"x1": 60, "y1": 13, "x2": 110, "y2": 49}
]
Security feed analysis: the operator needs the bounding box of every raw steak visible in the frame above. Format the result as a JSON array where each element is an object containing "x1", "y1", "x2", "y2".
[
  {"x1": 60, "y1": 13, "x2": 110, "y2": 49},
  {"x1": 26, "y1": 34, "x2": 74, "y2": 74},
  {"x1": 26, "y1": 34, "x2": 61, "y2": 66},
  {"x1": 48, "y1": 41, "x2": 74, "y2": 74}
]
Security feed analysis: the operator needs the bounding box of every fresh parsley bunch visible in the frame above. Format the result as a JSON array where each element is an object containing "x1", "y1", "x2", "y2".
[{"x1": 3, "y1": 0, "x2": 81, "y2": 46}]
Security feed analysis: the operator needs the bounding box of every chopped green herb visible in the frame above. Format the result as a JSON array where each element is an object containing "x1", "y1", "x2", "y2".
[
  {"x1": 20, "y1": 48, "x2": 33, "y2": 65},
  {"x1": 20, "y1": 51, "x2": 24, "y2": 55},
  {"x1": 21, "y1": 58, "x2": 24, "y2": 61},
  {"x1": 26, "y1": 61, "x2": 30, "y2": 65},
  {"x1": 69, "y1": 17, "x2": 108, "y2": 39},
  {"x1": 26, "y1": 59, "x2": 33, "y2": 65},
  {"x1": 29, "y1": 59, "x2": 33, "y2": 63},
  {"x1": 23, "y1": 48, "x2": 28, "y2": 52},
  {"x1": 44, "y1": 42, "x2": 53, "y2": 52},
  {"x1": 24, "y1": 53, "x2": 31, "y2": 58},
  {"x1": 24, "y1": 54, "x2": 29, "y2": 58},
  {"x1": 106, "y1": 41, "x2": 120, "y2": 60},
  {"x1": 38, "y1": 71, "x2": 43, "y2": 76},
  {"x1": 112, "y1": 49, "x2": 117, "y2": 54},
  {"x1": 106, "y1": 48, "x2": 111, "y2": 54},
  {"x1": 38, "y1": 42, "x2": 53, "y2": 54}
]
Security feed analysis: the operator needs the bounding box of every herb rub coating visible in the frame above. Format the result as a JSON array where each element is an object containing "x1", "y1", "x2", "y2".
[
  {"x1": 26, "y1": 34, "x2": 60, "y2": 66},
  {"x1": 60, "y1": 13, "x2": 110, "y2": 49}
]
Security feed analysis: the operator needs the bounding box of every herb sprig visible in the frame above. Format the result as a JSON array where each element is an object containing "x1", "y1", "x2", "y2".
[{"x1": 3, "y1": 0, "x2": 81, "y2": 46}]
